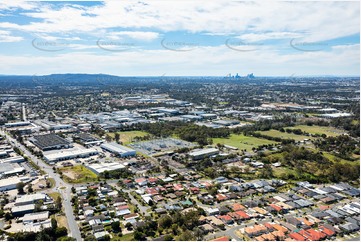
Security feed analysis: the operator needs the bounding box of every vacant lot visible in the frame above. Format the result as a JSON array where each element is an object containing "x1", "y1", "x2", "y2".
[
  {"x1": 60, "y1": 165, "x2": 97, "y2": 183},
  {"x1": 108, "y1": 130, "x2": 149, "y2": 144},
  {"x1": 213, "y1": 134, "x2": 278, "y2": 151},
  {"x1": 287, "y1": 125, "x2": 345, "y2": 137},
  {"x1": 258, "y1": 129, "x2": 313, "y2": 141}
]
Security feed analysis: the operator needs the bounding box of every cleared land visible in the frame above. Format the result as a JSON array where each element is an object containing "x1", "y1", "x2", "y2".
[
  {"x1": 213, "y1": 134, "x2": 278, "y2": 151},
  {"x1": 59, "y1": 165, "x2": 97, "y2": 183},
  {"x1": 287, "y1": 125, "x2": 345, "y2": 137},
  {"x1": 108, "y1": 130, "x2": 149, "y2": 144},
  {"x1": 258, "y1": 129, "x2": 312, "y2": 141}
]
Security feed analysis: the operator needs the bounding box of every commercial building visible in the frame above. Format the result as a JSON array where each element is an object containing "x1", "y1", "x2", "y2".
[
  {"x1": 15, "y1": 193, "x2": 49, "y2": 206},
  {"x1": 29, "y1": 134, "x2": 72, "y2": 151},
  {"x1": 74, "y1": 133, "x2": 104, "y2": 146},
  {"x1": 11, "y1": 204, "x2": 35, "y2": 217},
  {"x1": 0, "y1": 163, "x2": 25, "y2": 177},
  {"x1": 43, "y1": 148, "x2": 98, "y2": 162},
  {"x1": 5, "y1": 121, "x2": 31, "y2": 128},
  {"x1": 86, "y1": 162, "x2": 126, "y2": 175},
  {"x1": 22, "y1": 211, "x2": 49, "y2": 224},
  {"x1": 0, "y1": 176, "x2": 31, "y2": 191},
  {"x1": 100, "y1": 142, "x2": 136, "y2": 157},
  {"x1": 0, "y1": 156, "x2": 25, "y2": 163},
  {"x1": 189, "y1": 148, "x2": 219, "y2": 160}
]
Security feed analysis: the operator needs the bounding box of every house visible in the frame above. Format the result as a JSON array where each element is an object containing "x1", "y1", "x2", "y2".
[
  {"x1": 319, "y1": 225, "x2": 336, "y2": 237},
  {"x1": 339, "y1": 222, "x2": 360, "y2": 233},
  {"x1": 289, "y1": 232, "x2": 306, "y2": 241},
  {"x1": 211, "y1": 236, "x2": 230, "y2": 241},
  {"x1": 244, "y1": 224, "x2": 268, "y2": 237},
  {"x1": 218, "y1": 215, "x2": 233, "y2": 224},
  {"x1": 208, "y1": 216, "x2": 225, "y2": 228},
  {"x1": 299, "y1": 229, "x2": 327, "y2": 241},
  {"x1": 232, "y1": 203, "x2": 246, "y2": 211},
  {"x1": 200, "y1": 224, "x2": 214, "y2": 233}
]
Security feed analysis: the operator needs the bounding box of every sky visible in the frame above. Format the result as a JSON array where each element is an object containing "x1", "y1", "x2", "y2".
[{"x1": 0, "y1": 0, "x2": 359, "y2": 76}]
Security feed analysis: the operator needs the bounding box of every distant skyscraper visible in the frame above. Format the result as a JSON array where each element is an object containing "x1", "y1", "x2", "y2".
[{"x1": 21, "y1": 103, "x2": 27, "y2": 121}]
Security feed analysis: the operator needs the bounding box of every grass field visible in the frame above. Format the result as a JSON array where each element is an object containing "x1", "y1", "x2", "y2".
[
  {"x1": 111, "y1": 233, "x2": 134, "y2": 241},
  {"x1": 287, "y1": 125, "x2": 345, "y2": 137},
  {"x1": 59, "y1": 165, "x2": 98, "y2": 183},
  {"x1": 258, "y1": 129, "x2": 313, "y2": 141},
  {"x1": 108, "y1": 130, "x2": 149, "y2": 144},
  {"x1": 213, "y1": 134, "x2": 278, "y2": 151},
  {"x1": 48, "y1": 192, "x2": 61, "y2": 201},
  {"x1": 323, "y1": 152, "x2": 359, "y2": 165}
]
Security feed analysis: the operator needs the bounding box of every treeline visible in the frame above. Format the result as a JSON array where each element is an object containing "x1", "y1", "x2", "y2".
[
  {"x1": 233, "y1": 116, "x2": 296, "y2": 134},
  {"x1": 313, "y1": 135, "x2": 359, "y2": 160},
  {"x1": 248, "y1": 131, "x2": 295, "y2": 144},
  {"x1": 136, "y1": 122, "x2": 230, "y2": 145},
  {"x1": 279, "y1": 145, "x2": 359, "y2": 184},
  {"x1": 99, "y1": 168, "x2": 132, "y2": 179},
  {"x1": 331, "y1": 118, "x2": 360, "y2": 138}
]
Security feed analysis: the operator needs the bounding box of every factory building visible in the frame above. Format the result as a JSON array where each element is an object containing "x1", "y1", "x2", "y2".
[
  {"x1": 43, "y1": 148, "x2": 98, "y2": 163},
  {"x1": 100, "y1": 142, "x2": 136, "y2": 157},
  {"x1": 189, "y1": 148, "x2": 219, "y2": 160}
]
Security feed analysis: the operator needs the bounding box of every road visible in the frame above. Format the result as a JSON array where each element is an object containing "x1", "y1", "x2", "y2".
[{"x1": 0, "y1": 129, "x2": 82, "y2": 241}]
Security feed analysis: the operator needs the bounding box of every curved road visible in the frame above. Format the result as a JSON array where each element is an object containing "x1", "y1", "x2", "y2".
[{"x1": 0, "y1": 130, "x2": 82, "y2": 241}]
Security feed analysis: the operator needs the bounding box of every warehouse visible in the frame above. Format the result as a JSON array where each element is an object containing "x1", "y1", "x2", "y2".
[
  {"x1": 189, "y1": 148, "x2": 219, "y2": 160},
  {"x1": 12, "y1": 204, "x2": 35, "y2": 217},
  {"x1": 0, "y1": 156, "x2": 25, "y2": 163},
  {"x1": 74, "y1": 133, "x2": 104, "y2": 146},
  {"x1": 86, "y1": 162, "x2": 126, "y2": 175},
  {"x1": 29, "y1": 134, "x2": 72, "y2": 151},
  {"x1": 0, "y1": 163, "x2": 25, "y2": 177},
  {"x1": 100, "y1": 142, "x2": 136, "y2": 157},
  {"x1": 43, "y1": 148, "x2": 98, "y2": 162},
  {"x1": 22, "y1": 211, "x2": 50, "y2": 224},
  {"x1": 15, "y1": 193, "x2": 49, "y2": 206},
  {"x1": 0, "y1": 176, "x2": 31, "y2": 191}
]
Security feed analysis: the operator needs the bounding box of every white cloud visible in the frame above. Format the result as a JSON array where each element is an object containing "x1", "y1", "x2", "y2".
[
  {"x1": 0, "y1": 30, "x2": 23, "y2": 42},
  {"x1": 0, "y1": 1, "x2": 358, "y2": 43},
  {"x1": 105, "y1": 31, "x2": 159, "y2": 41}
]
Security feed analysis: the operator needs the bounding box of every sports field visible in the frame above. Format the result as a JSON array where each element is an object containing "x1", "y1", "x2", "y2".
[
  {"x1": 287, "y1": 125, "x2": 345, "y2": 137},
  {"x1": 213, "y1": 134, "x2": 278, "y2": 151}
]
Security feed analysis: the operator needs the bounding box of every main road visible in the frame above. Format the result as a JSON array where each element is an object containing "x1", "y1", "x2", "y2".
[{"x1": 0, "y1": 129, "x2": 82, "y2": 241}]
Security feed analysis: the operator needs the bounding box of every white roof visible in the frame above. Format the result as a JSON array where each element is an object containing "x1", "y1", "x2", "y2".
[
  {"x1": 15, "y1": 193, "x2": 47, "y2": 205},
  {"x1": 43, "y1": 148, "x2": 98, "y2": 161},
  {"x1": 100, "y1": 142, "x2": 135, "y2": 153},
  {"x1": 189, "y1": 148, "x2": 219, "y2": 156},
  {"x1": 22, "y1": 211, "x2": 49, "y2": 222}
]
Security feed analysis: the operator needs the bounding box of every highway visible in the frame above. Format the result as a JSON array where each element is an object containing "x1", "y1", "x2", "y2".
[{"x1": 0, "y1": 129, "x2": 82, "y2": 241}]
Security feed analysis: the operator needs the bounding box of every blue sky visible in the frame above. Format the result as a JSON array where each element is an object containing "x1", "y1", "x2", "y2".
[{"x1": 0, "y1": 0, "x2": 359, "y2": 76}]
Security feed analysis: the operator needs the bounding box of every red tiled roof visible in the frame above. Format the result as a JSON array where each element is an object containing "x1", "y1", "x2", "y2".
[
  {"x1": 211, "y1": 236, "x2": 229, "y2": 241},
  {"x1": 289, "y1": 232, "x2": 306, "y2": 241}
]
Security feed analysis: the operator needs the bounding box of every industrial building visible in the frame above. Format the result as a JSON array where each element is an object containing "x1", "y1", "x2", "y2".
[
  {"x1": 22, "y1": 211, "x2": 50, "y2": 224},
  {"x1": 0, "y1": 176, "x2": 31, "y2": 191},
  {"x1": 189, "y1": 148, "x2": 219, "y2": 160},
  {"x1": 100, "y1": 142, "x2": 136, "y2": 157},
  {"x1": 5, "y1": 121, "x2": 31, "y2": 128},
  {"x1": 86, "y1": 162, "x2": 126, "y2": 175},
  {"x1": 29, "y1": 134, "x2": 72, "y2": 151},
  {"x1": 43, "y1": 148, "x2": 98, "y2": 162},
  {"x1": 74, "y1": 133, "x2": 104, "y2": 146},
  {"x1": 0, "y1": 163, "x2": 25, "y2": 177},
  {"x1": 11, "y1": 204, "x2": 35, "y2": 217},
  {"x1": 15, "y1": 193, "x2": 49, "y2": 206}
]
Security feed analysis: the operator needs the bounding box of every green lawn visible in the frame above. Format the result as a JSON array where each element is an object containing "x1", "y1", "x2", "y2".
[
  {"x1": 111, "y1": 233, "x2": 134, "y2": 241},
  {"x1": 213, "y1": 134, "x2": 278, "y2": 151},
  {"x1": 108, "y1": 130, "x2": 149, "y2": 144},
  {"x1": 48, "y1": 192, "x2": 61, "y2": 201},
  {"x1": 287, "y1": 125, "x2": 345, "y2": 137},
  {"x1": 258, "y1": 129, "x2": 313, "y2": 141},
  {"x1": 59, "y1": 165, "x2": 98, "y2": 184},
  {"x1": 323, "y1": 152, "x2": 359, "y2": 165}
]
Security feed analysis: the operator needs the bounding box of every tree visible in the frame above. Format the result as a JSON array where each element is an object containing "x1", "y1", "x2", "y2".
[
  {"x1": 71, "y1": 187, "x2": 76, "y2": 194},
  {"x1": 111, "y1": 221, "x2": 121, "y2": 233},
  {"x1": 178, "y1": 230, "x2": 195, "y2": 241},
  {"x1": 4, "y1": 212, "x2": 12, "y2": 221},
  {"x1": 55, "y1": 196, "x2": 62, "y2": 210},
  {"x1": 158, "y1": 215, "x2": 172, "y2": 229},
  {"x1": 17, "y1": 182, "x2": 25, "y2": 194},
  {"x1": 125, "y1": 222, "x2": 133, "y2": 230},
  {"x1": 51, "y1": 218, "x2": 58, "y2": 230},
  {"x1": 27, "y1": 184, "x2": 33, "y2": 193},
  {"x1": 115, "y1": 133, "x2": 120, "y2": 143}
]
